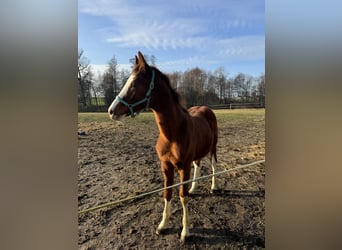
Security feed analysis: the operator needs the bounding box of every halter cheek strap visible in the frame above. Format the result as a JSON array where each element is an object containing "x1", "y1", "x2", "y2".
[{"x1": 115, "y1": 70, "x2": 155, "y2": 117}]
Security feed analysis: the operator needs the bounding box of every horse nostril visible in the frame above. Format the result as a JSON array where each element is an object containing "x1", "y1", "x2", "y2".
[{"x1": 109, "y1": 109, "x2": 113, "y2": 115}]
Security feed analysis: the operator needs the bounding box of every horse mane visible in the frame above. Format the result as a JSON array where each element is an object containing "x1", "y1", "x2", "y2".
[
  {"x1": 150, "y1": 67, "x2": 175, "y2": 99},
  {"x1": 134, "y1": 64, "x2": 187, "y2": 112},
  {"x1": 153, "y1": 66, "x2": 188, "y2": 112}
]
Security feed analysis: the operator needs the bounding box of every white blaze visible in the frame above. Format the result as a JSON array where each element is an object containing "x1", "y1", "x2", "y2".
[{"x1": 108, "y1": 73, "x2": 136, "y2": 114}]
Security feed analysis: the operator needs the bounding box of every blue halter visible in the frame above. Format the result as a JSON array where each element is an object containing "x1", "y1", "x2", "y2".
[{"x1": 115, "y1": 70, "x2": 155, "y2": 117}]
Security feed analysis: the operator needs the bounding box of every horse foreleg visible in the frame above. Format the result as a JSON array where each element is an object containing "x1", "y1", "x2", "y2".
[
  {"x1": 180, "y1": 196, "x2": 189, "y2": 242},
  {"x1": 156, "y1": 163, "x2": 174, "y2": 235},
  {"x1": 156, "y1": 198, "x2": 171, "y2": 235},
  {"x1": 178, "y1": 169, "x2": 190, "y2": 242},
  {"x1": 210, "y1": 156, "x2": 217, "y2": 192},
  {"x1": 189, "y1": 160, "x2": 200, "y2": 194}
]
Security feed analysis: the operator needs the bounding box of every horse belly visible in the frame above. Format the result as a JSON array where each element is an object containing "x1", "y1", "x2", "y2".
[
  {"x1": 186, "y1": 128, "x2": 210, "y2": 160},
  {"x1": 192, "y1": 142, "x2": 211, "y2": 160}
]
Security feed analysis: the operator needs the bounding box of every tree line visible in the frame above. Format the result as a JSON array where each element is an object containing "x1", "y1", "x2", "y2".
[{"x1": 78, "y1": 49, "x2": 265, "y2": 112}]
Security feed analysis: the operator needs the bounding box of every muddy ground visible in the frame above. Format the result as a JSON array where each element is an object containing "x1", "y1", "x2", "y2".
[{"x1": 78, "y1": 110, "x2": 265, "y2": 249}]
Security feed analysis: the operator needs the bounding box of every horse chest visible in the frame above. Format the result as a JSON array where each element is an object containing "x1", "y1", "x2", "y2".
[{"x1": 155, "y1": 139, "x2": 188, "y2": 167}]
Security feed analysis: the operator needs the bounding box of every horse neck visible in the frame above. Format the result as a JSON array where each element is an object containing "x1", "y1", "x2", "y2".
[
  {"x1": 150, "y1": 84, "x2": 187, "y2": 141},
  {"x1": 152, "y1": 106, "x2": 187, "y2": 141}
]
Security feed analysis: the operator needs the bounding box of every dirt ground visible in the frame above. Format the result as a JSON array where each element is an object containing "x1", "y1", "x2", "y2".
[{"x1": 78, "y1": 110, "x2": 265, "y2": 249}]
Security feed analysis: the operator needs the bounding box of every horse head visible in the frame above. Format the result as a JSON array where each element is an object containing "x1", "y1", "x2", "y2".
[{"x1": 108, "y1": 51, "x2": 155, "y2": 120}]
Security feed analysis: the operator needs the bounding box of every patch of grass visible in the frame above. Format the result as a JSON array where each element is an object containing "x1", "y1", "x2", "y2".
[
  {"x1": 78, "y1": 111, "x2": 156, "y2": 126},
  {"x1": 78, "y1": 109, "x2": 265, "y2": 126},
  {"x1": 214, "y1": 109, "x2": 265, "y2": 124},
  {"x1": 78, "y1": 113, "x2": 111, "y2": 123},
  {"x1": 90, "y1": 97, "x2": 106, "y2": 106}
]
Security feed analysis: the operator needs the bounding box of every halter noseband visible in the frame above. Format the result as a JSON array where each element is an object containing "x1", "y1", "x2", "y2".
[{"x1": 115, "y1": 70, "x2": 155, "y2": 117}]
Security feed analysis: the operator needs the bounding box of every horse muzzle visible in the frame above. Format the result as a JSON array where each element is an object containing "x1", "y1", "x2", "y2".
[{"x1": 108, "y1": 97, "x2": 127, "y2": 121}]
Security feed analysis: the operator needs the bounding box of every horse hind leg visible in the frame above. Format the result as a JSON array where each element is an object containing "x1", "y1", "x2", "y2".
[
  {"x1": 210, "y1": 153, "x2": 217, "y2": 192},
  {"x1": 189, "y1": 160, "x2": 200, "y2": 194}
]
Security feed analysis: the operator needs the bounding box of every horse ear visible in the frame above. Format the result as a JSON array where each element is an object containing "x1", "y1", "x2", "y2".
[
  {"x1": 135, "y1": 55, "x2": 138, "y2": 65},
  {"x1": 137, "y1": 51, "x2": 149, "y2": 71}
]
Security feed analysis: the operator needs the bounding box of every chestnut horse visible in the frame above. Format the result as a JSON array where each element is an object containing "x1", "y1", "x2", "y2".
[{"x1": 108, "y1": 52, "x2": 218, "y2": 242}]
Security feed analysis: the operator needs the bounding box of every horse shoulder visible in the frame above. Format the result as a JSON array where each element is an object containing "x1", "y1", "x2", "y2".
[{"x1": 155, "y1": 136, "x2": 169, "y2": 159}]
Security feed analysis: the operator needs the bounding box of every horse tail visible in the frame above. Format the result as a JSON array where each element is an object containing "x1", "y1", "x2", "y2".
[
  {"x1": 206, "y1": 108, "x2": 218, "y2": 162},
  {"x1": 212, "y1": 116, "x2": 218, "y2": 163}
]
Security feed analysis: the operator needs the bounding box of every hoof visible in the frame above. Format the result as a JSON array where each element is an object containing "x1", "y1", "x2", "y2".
[
  {"x1": 180, "y1": 234, "x2": 190, "y2": 243},
  {"x1": 155, "y1": 228, "x2": 166, "y2": 235},
  {"x1": 179, "y1": 227, "x2": 190, "y2": 243},
  {"x1": 210, "y1": 188, "x2": 219, "y2": 194}
]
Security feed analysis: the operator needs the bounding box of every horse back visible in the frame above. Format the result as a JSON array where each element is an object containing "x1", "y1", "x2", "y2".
[{"x1": 188, "y1": 106, "x2": 217, "y2": 132}]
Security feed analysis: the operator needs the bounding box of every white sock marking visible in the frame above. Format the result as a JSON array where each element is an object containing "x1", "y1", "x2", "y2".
[
  {"x1": 157, "y1": 199, "x2": 171, "y2": 233},
  {"x1": 180, "y1": 197, "x2": 190, "y2": 241},
  {"x1": 211, "y1": 157, "x2": 217, "y2": 191},
  {"x1": 189, "y1": 161, "x2": 200, "y2": 193}
]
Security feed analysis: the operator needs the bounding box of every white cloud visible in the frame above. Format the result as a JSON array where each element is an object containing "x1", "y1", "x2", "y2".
[
  {"x1": 104, "y1": 16, "x2": 206, "y2": 50},
  {"x1": 79, "y1": 0, "x2": 263, "y2": 51},
  {"x1": 216, "y1": 36, "x2": 265, "y2": 60},
  {"x1": 79, "y1": 0, "x2": 264, "y2": 74}
]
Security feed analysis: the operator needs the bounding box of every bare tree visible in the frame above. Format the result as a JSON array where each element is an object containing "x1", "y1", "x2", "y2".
[
  {"x1": 167, "y1": 71, "x2": 182, "y2": 90},
  {"x1": 182, "y1": 67, "x2": 207, "y2": 106},
  {"x1": 203, "y1": 72, "x2": 220, "y2": 105},
  {"x1": 91, "y1": 72, "x2": 104, "y2": 106},
  {"x1": 213, "y1": 67, "x2": 227, "y2": 103},
  {"x1": 257, "y1": 74, "x2": 265, "y2": 107},
  {"x1": 118, "y1": 68, "x2": 130, "y2": 88},
  {"x1": 78, "y1": 50, "x2": 265, "y2": 110},
  {"x1": 225, "y1": 77, "x2": 234, "y2": 103},
  {"x1": 107, "y1": 55, "x2": 119, "y2": 96},
  {"x1": 244, "y1": 75, "x2": 254, "y2": 102},
  {"x1": 78, "y1": 49, "x2": 93, "y2": 108},
  {"x1": 100, "y1": 72, "x2": 115, "y2": 107},
  {"x1": 233, "y1": 73, "x2": 246, "y2": 102}
]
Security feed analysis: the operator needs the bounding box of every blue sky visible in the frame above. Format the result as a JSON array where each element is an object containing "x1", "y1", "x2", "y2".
[{"x1": 78, "y1": 0, "x2": 264, "y2": 77}]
